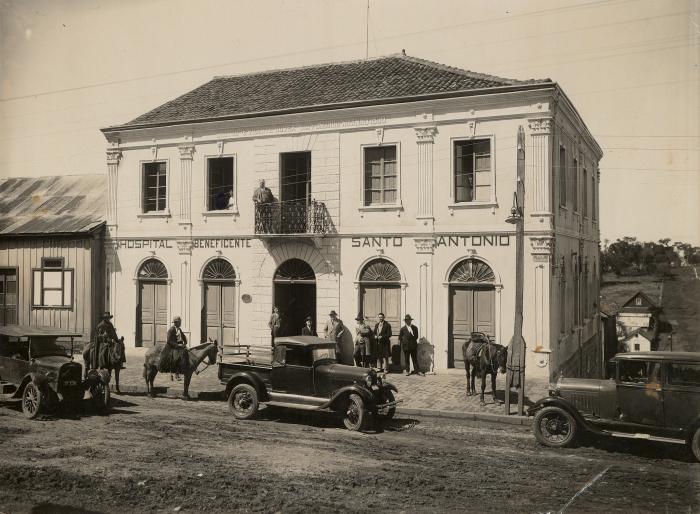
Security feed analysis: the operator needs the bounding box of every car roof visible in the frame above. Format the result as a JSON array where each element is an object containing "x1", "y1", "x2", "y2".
[
  {"x1": 612, "y1": 351, "x2": 700, "y2": 362},
  {"x1": 273, "y1": 336, "x2": 335, "y2": 348},
  {"x1": 0, "y1": 325, "x2": 83, "y2": 338}
]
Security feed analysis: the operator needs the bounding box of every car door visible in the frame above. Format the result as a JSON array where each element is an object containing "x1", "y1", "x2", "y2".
[
  {"x1": 270, "y1": 346, "x2": 313, "y2": 396},
  {"x1": 0, "y1": 337, "x2": 30, "y2": 387},
  {"x1": 663, "y1": 361, "x2": 700, "y2": 432},
  {"x1": 616, "y1": 359, "x2": 663, "y2": 426}
]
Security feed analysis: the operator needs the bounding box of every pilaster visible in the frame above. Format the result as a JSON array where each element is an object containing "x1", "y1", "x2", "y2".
[
  {"x1": 528, "y1": 118, "x2": 553, "y2": 229},
  {"x1": 414, "y1": 237, "x2": 435, "y2": 344},
  {"x1": 530, "y1": 236, "x2": 554, "y2": 357},
  {"x1": 106, "y1": 148, "x2": 121, "y2": 228},
  {"x1": 178, "y1": 144, "x2": 195, "y2": 230},
  {"x1": 414, "y1": 127, "x2": 437, "y2": 229}
]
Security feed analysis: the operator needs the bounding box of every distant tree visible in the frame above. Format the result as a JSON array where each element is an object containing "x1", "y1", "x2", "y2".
[{"x1": 658, "y1": 238, "x2": 671, "y2": 247}]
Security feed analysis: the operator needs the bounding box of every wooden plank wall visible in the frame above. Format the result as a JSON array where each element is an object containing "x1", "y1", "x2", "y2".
[{"x1": 0, "y1": 233, "x2": 104, "y2": 343}]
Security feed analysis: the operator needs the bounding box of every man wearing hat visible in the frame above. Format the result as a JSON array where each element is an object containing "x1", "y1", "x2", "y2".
[
  {"x1": 84, "y1": 312, "x2": 122, "y2": 376},
  {"x1": 353, "y1": 314, "x2": 374, "y2": 367},
  {"x1": 399, "y1": 314, "x2": 422, "y2": 376},
  {"x1": 323, "y1": 310, "x2": 345, "y2": 362},
  {"x1": 301, "y1": 316, "x2": 317, "y2": 336},
  {"x1": 159, "y1": 315, "x2": 188, "y2": 379}
]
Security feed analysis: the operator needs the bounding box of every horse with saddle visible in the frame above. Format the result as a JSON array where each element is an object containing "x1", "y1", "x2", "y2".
[
  {"x1": 462, "y1": 332, "x2": 508, "y2": 406},
  {"x1": 83, "y1": 312, "x2": 126, "y2": 393}
]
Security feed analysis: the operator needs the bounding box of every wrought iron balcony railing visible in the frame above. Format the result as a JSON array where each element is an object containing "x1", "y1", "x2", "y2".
[{"x1": 255, "y1": 199, "x2": 329, "y2": 236}]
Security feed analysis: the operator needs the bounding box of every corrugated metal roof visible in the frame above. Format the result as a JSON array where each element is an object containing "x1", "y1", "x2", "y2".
[{"x1": 0, "y1": 175, "x2": 106, "y2": 235}]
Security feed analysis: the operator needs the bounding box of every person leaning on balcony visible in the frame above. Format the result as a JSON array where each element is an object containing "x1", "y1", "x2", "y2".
[
  {"x1": 323, "y1": 310, "x2": 345, "y2": 363},
  {"x1": 252, "y1": 179, "x2": 273, "y2": 204},
  {"x1": 253, "y1": 179, "x2": 273, "y2": 232}
]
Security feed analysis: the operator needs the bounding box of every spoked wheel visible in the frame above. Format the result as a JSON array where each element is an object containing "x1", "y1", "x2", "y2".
[
  {"x1": 228, "y1": 384, "x2": 259, "y2": 420},
  {"x1": 90, "y1": 381, "x2": 111, "y2": 413},
  {"x1": 22, "y1": 381, "x2": 43, "y2": 420},
  {"x1": 376, "y1": 390, "x2": 396, "y2": 420},
  {"x1": 343, "y1": 393, "x2": 366, "y2": 431},
  {"x1": 690, "y1": 427, "x2": 700, "y2": 463},
  {"x1": 533, "y1": 406, "x2": 577, "y2": 448}
]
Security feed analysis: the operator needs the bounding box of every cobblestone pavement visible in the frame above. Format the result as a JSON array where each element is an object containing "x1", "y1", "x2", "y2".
[{"x1": 114, "y1": 348, "x2": 549, "y2": 416}]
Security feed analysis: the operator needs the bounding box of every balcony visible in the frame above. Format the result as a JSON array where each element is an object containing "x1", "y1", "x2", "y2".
[{"x1": 255, "y1": 199, "x2": 329, "y2": 244}]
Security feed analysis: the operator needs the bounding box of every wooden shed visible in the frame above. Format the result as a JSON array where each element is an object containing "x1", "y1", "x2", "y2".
[{"x1": 0, "y1": 175, "x2": 106, "y2": 343}]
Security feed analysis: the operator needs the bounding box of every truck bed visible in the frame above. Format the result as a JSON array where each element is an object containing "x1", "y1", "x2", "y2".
[{"x1": 218, "y1": 360, "x2": 271, "y2": 385}]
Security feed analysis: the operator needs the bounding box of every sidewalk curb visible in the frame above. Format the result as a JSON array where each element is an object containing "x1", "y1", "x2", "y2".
[{"x1": 111, "y1": 384, "x2": 532, "y2": 426}]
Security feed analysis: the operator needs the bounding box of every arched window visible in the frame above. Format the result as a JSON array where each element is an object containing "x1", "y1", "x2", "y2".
[
  {"x1": 274, "y1": 258, "x2": 315, "y2": 283},
  {"x1": 202, "y1": 259, "x2": 236, "y2": 281},
  {"x1": 448, "y1": 258, "x2": 495, "y2": 284},
  {"x1": 138, "y1": 259, "x2": 168, "y2": 280},
  {"x1": 360, "y1": 258, "x2": 401, "y2": 283}
]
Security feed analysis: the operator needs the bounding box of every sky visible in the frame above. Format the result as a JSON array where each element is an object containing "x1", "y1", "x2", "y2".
[{"x1": 1, "y1": 0, "x2": 698, "y2": 245}]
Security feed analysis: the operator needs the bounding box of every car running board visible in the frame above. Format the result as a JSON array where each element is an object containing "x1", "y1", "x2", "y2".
[
  {"x1": 266, "y1": 401, "x2": 322, "y2": 411},
  {"x1": 605, "y1": 430, "x2": 686, "y2": 445}
]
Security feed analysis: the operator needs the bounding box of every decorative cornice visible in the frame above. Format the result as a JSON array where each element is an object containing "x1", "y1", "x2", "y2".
[
  {"x1": 414, "y1": 237, "x2": 436, "y2": 254},
  {"x1": 414, "y1": 126, "x2": 437, "y2": 144},
  {"x1": 528, "y1": 117, "x2": 553, "y2": 136},
  {"x1": 106, "y1": 148, "x2": 122, "y2": 165},
  {"x1": 530, "y1": 235, "x2": 554, "y2": 263},
  {"x1": 178, "y1": 144, "x2": 195, "y2": 160}
]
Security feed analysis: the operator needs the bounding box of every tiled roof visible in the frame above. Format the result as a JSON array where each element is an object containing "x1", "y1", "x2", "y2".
[
  {"x1": 113, "y1": 54, "x2": 549, "y2": 128},
  {"x1": 0, "y1": 175, "x2": 106, "y2": 235}
]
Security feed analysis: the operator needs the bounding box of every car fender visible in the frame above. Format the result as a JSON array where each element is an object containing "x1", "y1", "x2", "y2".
[
  {"x1": 321, "y1": 384, "x2": 374, "y2": 410},
  {"x1": 225, "y1": 371, "x2": 268, "y2": 402},
  {"x1": 686, "y1": 415, "x2": 700, "y2": 443},
  {"x1": 29, "y1": 372, "x2": 50, "y2": 389},
  {"x1": 528, "y1": 396, "x2": 598, "y2": 435},
  {"x1": 383, "y1": 382, "x2": 398, "y2": 394}
]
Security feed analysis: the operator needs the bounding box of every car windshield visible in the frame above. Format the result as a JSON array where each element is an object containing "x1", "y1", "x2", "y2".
[
  {"x1": 313, "y1": 347, "x2": 336, "y2": 362},
  {"x1": 30, "y1": 337, "x2": 71, "y2": 357}
]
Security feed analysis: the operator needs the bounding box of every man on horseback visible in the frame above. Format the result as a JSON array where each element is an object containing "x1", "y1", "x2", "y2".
[
  {"x1": 159, "y1": 316, "x2": 188, "y2": 379},
  {"x1": 83, "y1": 311, "x2": 126, "y2": 393}
]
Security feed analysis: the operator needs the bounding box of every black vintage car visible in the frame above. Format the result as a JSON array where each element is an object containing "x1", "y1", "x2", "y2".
[
  {"x1": 0, "y1": 325, "x2": 110, "y2": 418},
  {"x1": 218, "y1": 336, "x2": 400, "y2": 431},
  {"x1": 529, "y1": 352, "x2": 700, "y2": 462}
]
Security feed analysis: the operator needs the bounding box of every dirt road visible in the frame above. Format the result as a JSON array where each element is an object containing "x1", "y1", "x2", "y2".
[{"x1": 0, "y1": 395, "x2": 697, "y2": 513}]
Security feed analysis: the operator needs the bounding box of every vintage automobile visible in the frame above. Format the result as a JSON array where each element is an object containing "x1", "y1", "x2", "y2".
[
  {"x1": 0, "y1": 325, "x2": 111, "y2": 419},
  {"x1": 529, "y1": 351, "x2": 700, "y2": 462},
  {"x1": 218, "y1": 336, "x2": 400, "y2": 431}
]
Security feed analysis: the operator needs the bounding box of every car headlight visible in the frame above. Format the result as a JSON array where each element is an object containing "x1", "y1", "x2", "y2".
[{"x1": 365, "y1": 374, "x2": 374, "y2": 388}]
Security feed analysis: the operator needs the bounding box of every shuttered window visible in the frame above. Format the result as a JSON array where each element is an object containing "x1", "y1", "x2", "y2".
[
  {"x1": 143, "y1": 161, "x2": 167, "y2": 213},
  {"x1": 454, "y1": 139, "x2": 491, "y2": 203},
  {"x1": 364, "y1": 146, "x2": 398, "y2": 205}
]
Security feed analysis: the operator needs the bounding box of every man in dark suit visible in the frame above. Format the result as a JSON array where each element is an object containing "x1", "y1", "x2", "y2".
[
  {"x1": 301, "y1": 316, "x2": 317, "y2": 336},
  {"x1": 374, "y1": 312, "x2": 392, "y2": 372},
  {"x1": 398, "y1": 314, "x2": 422, "y2": 376}
]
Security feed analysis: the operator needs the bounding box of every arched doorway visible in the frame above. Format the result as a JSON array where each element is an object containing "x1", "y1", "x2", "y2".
[
  {"x1": 136, "y1": 258, "x2": 168, "y2": 347},
  {"x1": 359, "y1": 258, "x2": 401, "y2": 367},
  {"x1": 273, "y1": 259, "x2": 316, "y2": 337},
  {"x1": 448, "y1": 258, "x2": 496, "y2": 368},
  {"x1": 201, "y1": 259, "x2": 237, "y2": 345}
]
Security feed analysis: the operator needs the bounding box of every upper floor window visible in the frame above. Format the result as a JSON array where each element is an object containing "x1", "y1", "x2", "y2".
[
  {"x1": 142, "y1": 162, "x2": 167, "y2": 213},
  {"x1": 559, "y1": 146, "x2": 566, "y2": 206},
  {"x1": 32, "y1": 257, "x2": 73, "y2": 308},
  {"x1": 453, "y1": 139, "x2": 491, "y2": 203},
  {"x1": 592, "y1": 173, "x2": 597, "y2": 221},
  {"x1": 582, "y1": 168, "x2": 588, "y2": 217},
  {"x1": 207, "y1": 157, "x2": 235, "y2": 211},
  {"x1": 572, "y1": 157, "x2": 579, "y2": 212},
  {"x1": 364, "y1": 145, "x2": 398, "y2": 206}
]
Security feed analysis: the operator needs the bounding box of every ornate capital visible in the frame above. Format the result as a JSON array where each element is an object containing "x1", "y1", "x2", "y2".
[
  {"x1": 413, "y1": 237, "x2": 436, "y2": 254},
  {"x1": 414, "y1": 126, "x2": 437, "y2": 144},
  {"x1": 106, "y1": 148, "x2": 122, "y2": 166},
  {"x1": 177, "y1": 240, "x2": 193, "y2": 255},
  {"x1": 528, "y1": 118, "x2": 552, "y2": 136},
  {"x1": 178, "y1": 144, "x2": 195, "y2": 160},
  {"x1": 530, "y1": 236, "x2": 554, "y2": 262}
]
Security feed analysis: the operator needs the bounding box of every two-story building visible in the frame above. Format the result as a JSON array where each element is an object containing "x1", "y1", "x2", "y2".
[{"x1": 100, "y1": 54, "x2": 602, "y2": 380}]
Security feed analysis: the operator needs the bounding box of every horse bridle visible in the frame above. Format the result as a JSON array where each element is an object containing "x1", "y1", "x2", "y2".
[{"x1": 187, "y1": 345, "x2": 215, "y2": 375}]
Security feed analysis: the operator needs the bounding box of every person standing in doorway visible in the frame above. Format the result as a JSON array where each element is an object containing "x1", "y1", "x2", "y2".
[
  {"x1": 354, "y1": 315, "x2": 373, "y2": 368},
  {"x1": 301, "y1": 316, "x2": 317, "y2": 336},
  {"x1": 399, "y1": 314, "x2": 422, "y2": 376},
  {"x1": 323, "y1": 310, "x2": 345, "y2": 362},
  {"x1": 268, "y1": 306, "x2": 281, "y2": 347},
  {"x1": 374, "y1": 312, "x2": 392, "y2": 372}
]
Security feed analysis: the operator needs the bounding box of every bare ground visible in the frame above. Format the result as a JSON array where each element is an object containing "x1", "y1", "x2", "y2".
[{"x1": 0, "y1": 394, "x2": 698, "y2": 514}]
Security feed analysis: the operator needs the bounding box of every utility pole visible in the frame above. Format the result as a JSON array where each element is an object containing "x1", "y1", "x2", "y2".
[{"x1": 505, "y1": 126, "x2": 527, "y2": 416}]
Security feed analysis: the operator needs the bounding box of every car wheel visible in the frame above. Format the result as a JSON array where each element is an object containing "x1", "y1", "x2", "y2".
[
  {"x1": 22, "y1": 381, "x2": 43, "y2": 420},
  {"x1": 90, "y1": 381, "x2": 111, "y2": 413},
  {"x1": 377, "y1": 390, "x2": 396, "y2": 420},
  {"x1": 343, "y1": 393, "x2": 366, "y2": 431},
  {"x1": 691, "y1": 426, "x2": 700, "y2": 463},
  {"x1": 533, "y1": 406, "x2": 578, "y2": 448},
  {"x1": 228, "y1": 384, "x2": 259, "y2": 420}
]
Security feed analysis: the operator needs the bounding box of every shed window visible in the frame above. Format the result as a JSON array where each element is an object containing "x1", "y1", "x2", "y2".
[
  {"x1": 207, "y1": 157, "x2": 235, "y2": 211},
  {"x1": 143, "y1": 161, "x2": 167, "y2": 213},
  {"x1": 364, "y1": 146, "x2": 398, "y2": 205},
  {"x1": 454, "y1": 139, "x2": 491, "y2": 203},
  {"x1": 33, "y1": 263, "x2": 73, "y2": 308}
]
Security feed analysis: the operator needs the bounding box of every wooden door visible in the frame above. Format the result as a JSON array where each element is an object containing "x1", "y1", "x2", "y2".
[
  {"x1": 361, "y1": 284, "x2": 401, "y2": 354},
  {"x1": 0, "y1": 270, "x2": 17, "y2": 326},
  {"x1": 204, "y1": 282, "x2": 236, "y2": 344},
  {"x1": 139, "y1": 281, "x2": 168, "y2": 347},
  {"x1": 449, "y1": 286, "x2": 495, "y2": 368}
]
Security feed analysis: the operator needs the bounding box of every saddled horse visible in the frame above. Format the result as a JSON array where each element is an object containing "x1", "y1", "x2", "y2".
[
  {"x1": 462, "y1": 333, "x2": 508, "y2": 406},
  {"x1": 143, "y1": 340, "x2": 218, "y2": 399},
  {"x1": 83, "y1": 336, "x2": 126, "y2": 394}
]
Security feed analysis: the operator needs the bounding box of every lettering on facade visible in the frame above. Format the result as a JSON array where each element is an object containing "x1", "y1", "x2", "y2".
[
  {"x1": 114, "y1": 239, "x2": 174, "y2": 249},
  {"x1": 192, "y1": 238, "x2": 252, "y2": 249},
  {"x1": 435, "y1": 235, "x2": 510, "y2": 247},
  {"x1": 112, "y1": 238, "x2": 253, "y2": 250},
  {"x1": 351, "y1": 237, "x2": 403, "y2": 248}
]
